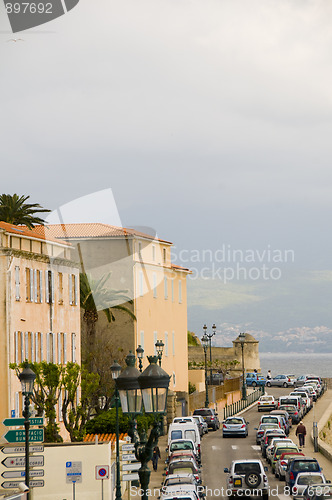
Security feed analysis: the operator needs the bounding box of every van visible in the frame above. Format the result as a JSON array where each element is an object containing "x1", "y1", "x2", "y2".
[
  {"x1": 168, "y1": 423, "x2": 201, "y2": 459},
  {"x1": 279, "y1": 396, "x2": 303, "y2": 418}
]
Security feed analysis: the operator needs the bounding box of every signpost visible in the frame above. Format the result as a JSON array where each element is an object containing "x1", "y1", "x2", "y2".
[
  {"x1": 66, "y1": 461, "x2": 82, "y2": 500},
  {"x1": 2, "y1": 469, "x2": 44, "y2": 478},
  {"x1": 1, "y1": 445, "x2": 44, "y2": 454},
  {"x1": 2, "y1": 455, "x2": 44, "y2": 468},
  {"x1": 96, "y1": 466, "x2": 109, "y2": 500},
  {"x1": 3, "y1": 429, "x2": 44, "y2": 443},
  {"x1": 3, "y1": 417, "x2": 44, "y2": 427}
]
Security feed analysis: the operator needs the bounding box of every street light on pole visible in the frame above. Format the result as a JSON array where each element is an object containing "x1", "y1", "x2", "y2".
[
  {"x1": 201, "y1": 334, "x2": 209, "y2": 407},
  {"x1": 110, "y1": 360, "x2": 123, "y2": 500},
  {"x1": 136, "y1": 345, "x2": 144, "y2": 373},
  {"x1": 155, "y1": 339, "x2": 164, "y2": 367},
  {"x1": 203, "y1": 323, "x2": 216, "y2": 385},
  {"x1": 238, "y1": 332, "x2": 247, "y2": 400},
  {"x1": 18, "y1": 362, "x2": 36, "y2": 499}
]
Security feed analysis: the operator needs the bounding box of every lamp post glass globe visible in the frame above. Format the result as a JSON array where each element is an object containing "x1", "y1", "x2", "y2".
[
  {"x1": 136, "y1": 345, "x2": 144, "y2": 359},
  {"x1": 201, "y1": 334, "x2": 209, "y2": 351},
  {"x1": 138, "y1": 356, "x2": 170, "y2": 414},
  {"x1": 18, "y1": 365, "x2": 36, "y2": 395},
  {"x1": 111, "y1": 361, "x2": 122, "y2": 380},
  {"x1": 116, "y1": 352, "x2": 142, "y2": 415}
]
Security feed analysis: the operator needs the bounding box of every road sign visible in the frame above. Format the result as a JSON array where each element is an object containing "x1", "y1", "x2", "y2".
[
  {"x1": 121, "y1": 444, "x2": 135, "y2": 452},
  {"x1": 3, "y1": 429, "x2": 44, "y2": 443},
  {"x1": 2, "y1": 469, "x2": 44, "y2": 479},
  {"x1": 2, "y1": 479, "x2": 44, "y2": 488},
  {"x1": 2, "y1": 455, "x2": 44, "y2": 468},
  {"x1": 121, "y1": 453, "x2": 136, "y2": 461},
  {"x1": 121, "y1": 463, "x2": 140, "y2": 472},
  {"x1": 96, "y1": 465, "x2": 109, "y2": 480},
  {"x1": 122, "y1": 473, "x2": 139, "y2": 481},
  {"x1": 3, "y1": 417, "x2": 44, "y2": 427},
  {"x1": 1, "y1": 445, "x2": 44, "y2": 454},
  {"x1": 66, "y1": 461, "x2": 82, "y2": 484}
]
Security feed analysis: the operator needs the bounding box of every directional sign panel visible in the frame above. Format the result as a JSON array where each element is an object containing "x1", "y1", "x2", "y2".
[
  {"x1": 121, "y1": 463, "x2": 140, "y2": 472},
  {"x1": 1, "y1": 445, "x2": 44, "y2": 454},
  {"x1": 2, "y1": 469, "x2": 44, "y2": 479},
  {"x1": 121, "y1": 444, "x2": 135, "y2": 452},
  {"x1": 66, "y1": 461, "x2": 82, "y2": 484},
  {"x1": 2, "y1": 455, "x2": 44, "y2": 468},
  {"x1": 3, "y1": 417, "x2": 44, "y2": 427},
  {"x1": 4, "y1": 429, "x2": 44, "y2": 443},
  {"x1": 121, "y1": 453, "x2": 136, "y2": 461},
  {"x1": 122, "y1": 473, "x2": 139, "y2": 481}
]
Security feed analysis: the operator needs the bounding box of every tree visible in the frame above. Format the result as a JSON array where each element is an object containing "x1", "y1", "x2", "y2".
[
  {"x1": 187, "y1": 331, "x2": 200, "y2": 346},
  {"x1": 0, "y1": 194, "x2": 51, "y2": 229},
  {"x1": 80, "y1": 272, "x2": 136, "y2": 372}
]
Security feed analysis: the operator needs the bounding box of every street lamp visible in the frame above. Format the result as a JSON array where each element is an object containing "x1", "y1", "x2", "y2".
[
  {"x1": 136, "y1": 345, "x2": 144, "y2": 373},
  {"x1": 18, "y1": 362, "x2": 36, "y2": 498},
  {"x1": 115, "y1": 353, "x2": 170, "y2": 500},
  {"x1": 203, "y1": 323, "x2": 216, "y2": 385},
  {"x1": 239, "y1": 332, "x2": 247, "y2": 400},
  {"x1": 155, "y1": 339, "x2": 164, "y2": 367},
  {"x1": 201, "y1": 334, "x2": 209, "y2": 407},
  {"x1": 110, "y1": 360, "x2": 123, "y2": 500}
]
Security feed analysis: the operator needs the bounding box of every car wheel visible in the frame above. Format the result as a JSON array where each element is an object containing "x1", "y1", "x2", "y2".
[
  {"x1": 266, "y1": 382, "x2": 271, "y2": 387},
  {"x1": 252, "y1": 381, "x2": 257, "y2": 387},
  {"x1": 283, "y1": 382, "x2": 288, "y2": 387},
  {"x1": 279, "y1": 474, "x2": 284, "y2": 482},
  {"x1": 245, "y1": 472, "x2": 261, "y2": 488}
]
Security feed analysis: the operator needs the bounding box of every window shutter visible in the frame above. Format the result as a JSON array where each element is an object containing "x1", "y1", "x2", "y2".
[
  {"x1": 40, "y1": 333, "x2": 43, "y2": 362},
  {"x1": 69, "y1": 274, "x2": 73, "y2": 305},
  {"x1": 53, "y1": 333, "x2": 56, "y2": 363},
  {"x1": 71, "y1": 333, "x2": 76, "y2": 363},
  {"x1": 171, "y1": 280, "x2": 174, "y2": 302},
  {"x1": 35, "y1": 332, "x2": 39, "y2": 362},
  {"x1": 164, "y1": 277, "x2": 168, "y2": 299},
  {"x1": 58, "y1": 391, "x2": 63, "y2": 421},
  {"x1": 165, "y1": 332, "x2": 168, "y2": 357},
  {"x1": 46, "y1": 333, "x2": 50, "y2": 362},
  {"x1": 154, "y1": 332, "x2": 158, "y2": 355},
  {"x1": 153, "y1": 273, "x2": 157, "y2": 298},
  {"x1": 20, "y1": 332, "x2": 24, "y2": 363},
  {"x1": 39, "y1": 271, "x2": 43, "y2": 303},
  {"x1": 15, "y1": 392, "x2": 19, "y2": 418},
  {"x1": 51, "y1": 271, "x2": 55, "y2": 303},
  {"x1": 30, "y1": 269, "x2": 34, "y2": 302},
  {"x1": 45, "y1": 271, "x2": 49, "y2": 303},
  {"x1": 25, "y1": 332, "x2": 29, "y2": 360},
  {"x1": 14, "y1": 331, "x2": 18, "y2": 363},
  {"x1": 140, "y1": 331, "x2": 144, "y2": 351},
  {"x1": 58, "y1": 333, "x2": 61, "y2": 364},
  {"x1": 34, "y1": 270, "x2": 37, "y2": 303},
  {"x1": 15, "y1": 267, "x2": 20, "y2": 300},
  {"x1": 31, "y1": 333, "x2": 34, "y2": 362},
  {"x1": 172, "y1": 331, "x2": 175, "y2": 356},
  {"x1": 74, "y1": 274, "x2": 78, "y2": 305},
  {"x1": 63, "y1": 333, "x2": 67, "y2": 364}
]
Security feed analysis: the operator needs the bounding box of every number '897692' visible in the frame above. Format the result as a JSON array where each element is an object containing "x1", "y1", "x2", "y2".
[{"x1": 5, "y1": 3, "x2": 53, "y2": 14}]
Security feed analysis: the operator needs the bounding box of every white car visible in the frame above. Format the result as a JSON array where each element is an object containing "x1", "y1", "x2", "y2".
[
  {"x1": 224, "y1": 459, "x2": 269, "y2": 500},
  {"x1": 192, "y1": 415, "x2": 208, "y2": 435},
  {"x1": 292, "y1": 472, "x2": 327, "y2": 499},
  {"x1": 266, "y1": 438, "x2": 293, "y2": 464},
  {"x1": 257, "y1": 395, "x2": 277, "y2": 412}
]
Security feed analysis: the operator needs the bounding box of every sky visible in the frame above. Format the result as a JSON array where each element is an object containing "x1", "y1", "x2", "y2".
[{"x1": 1, "y1": 0, "x2": 332, "y2": 352}]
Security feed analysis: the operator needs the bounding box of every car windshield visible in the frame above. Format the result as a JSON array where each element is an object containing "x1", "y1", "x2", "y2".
[
  {"x1": 193, "y1": 410, "x2": 211, "y2": 416},
  {"x1": 293, "y1": 461, "x2": 319, "y2": 472},
  {"x1": 260, "y1": 423, "x2": 279, "y2": 430},
  {"x1": 261, "y1": 397, "x2": 274, "y2": 401},
  {"x1": 170, "y1": 442, "x2": 194, "y2": 451},
  {"x1": 234, "y1": 463, "x2": 261, "y2": 474},
  {"x1": 280, "y1": 405, "x2": 296, "y2": 411},
  {"x1": 276, "y1": 447, "x2": 298, "y2": 457},
  {"x1": 226, "y1": 418, "x2": 243, "y2": 424},
  {"x1": 298, "y1": 475, "x2": 324, "y2": 485},
  {"x1": 262, "y1": 417, "x2": 278, "y2": 422},
  {"x1": 165, "y1": 478, "x2": 194, "y2": 486}
]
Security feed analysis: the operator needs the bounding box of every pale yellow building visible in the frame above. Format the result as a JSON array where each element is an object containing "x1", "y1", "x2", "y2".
[
  {"x1": 0, "y1": 221, "x2": 80, "y2": 438},
  {"x1": 34, "y1": 223, "x2": 190, "y2": 397}
]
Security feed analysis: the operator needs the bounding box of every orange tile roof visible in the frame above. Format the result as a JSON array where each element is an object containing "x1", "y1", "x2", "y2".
[
  {"x1": 172, "y1": 264, "x2": 191, "y2": 273},
  {"x1": 0, "y1": 221, "x2": 71, "y2": 246},
  {"x1": 84, "y1": 432, "x2": 128, "y2": 445},
  {"x1": 32, "y1": 223, "x2": 172, "y2": 244}
]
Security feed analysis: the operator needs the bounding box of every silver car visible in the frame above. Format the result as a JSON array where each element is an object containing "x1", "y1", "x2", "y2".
[
  {"x1": 222, "y1": 416, "x2": 249, "y2": 438},
  {"x1": 266, "y1": 375, "x2": 295, "y2": 388}
]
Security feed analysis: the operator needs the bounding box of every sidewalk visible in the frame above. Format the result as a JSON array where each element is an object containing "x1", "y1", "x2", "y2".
[
  {"x1": 147, "y1": 434, "x2": 168, "y2": 494},
  {"x1": 289, "y1": 389, "x2": 332, "y2": 478}
]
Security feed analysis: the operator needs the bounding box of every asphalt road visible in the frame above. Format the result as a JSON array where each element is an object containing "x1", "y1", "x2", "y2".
[{"x1": 200, "y1": 388, "x2": 298, "y2": 500}]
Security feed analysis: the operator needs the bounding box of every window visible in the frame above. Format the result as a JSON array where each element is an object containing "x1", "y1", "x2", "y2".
[
  {"x1": 138, "y1": 241, "x2": 142, "y2": 259},
  {"x1": 14, "y1": 331, "x2": 18, "y2": 363},
  {"x1": 63, "y1": 332, "x2": 67, "y2": 364},
  {"x1": 171, "y1": 280, "x2": 174, "y2": 302},
  {"x1": 24, "y1": 332, "x2": 33, "y2": 362},
  {"x1": 172, "y1": 330, "x2": 175, "y2": 355},
  {"x1": 47, "y1": 333, "x2": 55, "y2": 362},
  {"x1": 35, "y1": 332, "x2": 43, "y2": 362},
  {"x1": 26, "y1": 268, "x2": 32, "y2": 302},
  {"x1": 179, "y1": 280, "x2": 182, "y2": 303},
  {"x1": 173, "y1": 372, "x2": 176, "y2": 386},
  {"x1": 69, "y1": 274, "x2": 78, "y2": 305},
  {"x1": 15, "y1": 266, "x2": 20, "y2": 300},
  {"x1": 36, "y1": 270, "x2": 42, "y2": 303},
  {"x1": 152, "y1": 245, "x2": 156, "y2": 261},
  {"x1": 58, "y1": 333, "x2": 63, "y2": 364},
  {"x1": 15, "y1": 392, "x2": 19, "y2": 418},
  {"x1": 58, "y1": 390, "x2": 63, "y2": 421},
  {"x1": 139, "y1": 271, "x2": 144, "y2": 297},
  {"x1": 45, "y1": 270, "x2": 54, "y2": 304},
  {"x1": 140, "y1": 331, "x2": 145, "y2": 350},
  {"x1": 154, "y1": 331, "x2": 158, "y2": 354},
  {"x1": 164, "y1": 277, "x2": 168, "y2": 299},
  {"x1": 71, "y1": 333, "x2": 76, "y2": 362},
  {"x1": 165, "y1": 332, "x2": 168, "y2": 356},
  {"x1": 163, "y1": 248, "x2": 166, "y2": 263},
  {"x1": 58, "y1": 273, "x2": 63, "y2": 304},
  {"x1": 153, "y1": 273, "x2": 157, "y2": 298}
]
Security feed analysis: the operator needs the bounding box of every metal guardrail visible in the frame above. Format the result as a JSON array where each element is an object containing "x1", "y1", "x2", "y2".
[{"x1": 223, "y1": 387, "x2": 264, "y2": 419}]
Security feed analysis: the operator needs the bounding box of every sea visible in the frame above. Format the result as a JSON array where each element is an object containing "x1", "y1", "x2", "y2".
[{"x1": 259, "y1": 352, "x2": 332, "y2": 378}]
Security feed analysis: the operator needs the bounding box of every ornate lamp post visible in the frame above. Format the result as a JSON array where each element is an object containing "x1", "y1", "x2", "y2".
[
  {"x1": 155, "y1": 339, "x2": 164, "y2": 366},
  {"x1": 239, "y1": 332, "x2": 247, "y2": 400},
  {"x1": 203, "y1": 323, "x2": 216, "y2": 384},
  {"x1": 18, "y1": 362, "x2": 36, "y2": 499},
  {"x1": 115, "y1": 352, "x2": 170, "y2": 500},
  {"x1": 136, "y1": 345, "x2": 144, "y2": 373},
  {"x1": 110, "y1": 360, "x2": 123, "y2": 500},
  {"x1": 201, "y1": 334, "x2": 209, "y2": 407}
]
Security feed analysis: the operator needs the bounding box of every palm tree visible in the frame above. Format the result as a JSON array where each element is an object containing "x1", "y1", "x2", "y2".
[
  {"x1": 80, "y1": 272, "x2": 136, "y2": 372},
  {"x1": 0, "y1": 193, "x2": 51, "y2": 229}
]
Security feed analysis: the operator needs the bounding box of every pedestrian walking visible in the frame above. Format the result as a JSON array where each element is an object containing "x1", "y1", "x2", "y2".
[
  {"x1": 267, "y1": 370, "x2": 272, "y2": 380},
  {"x1": 296, "y1": 421, "x2": 307, "y2": 447},
  {"x1": 152, "y1": 445, "x2": 161, "y2": 471}
]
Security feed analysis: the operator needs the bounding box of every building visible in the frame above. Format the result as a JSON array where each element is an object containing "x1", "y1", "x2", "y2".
[
  {"x1": 33, "y1": 223, "x2": 191, "y2": 397},
  {"x1": 0, "y1": 221, "x2": 80, "y2": 438}
]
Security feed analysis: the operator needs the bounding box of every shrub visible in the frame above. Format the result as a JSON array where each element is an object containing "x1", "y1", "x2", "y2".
[
  {"x1": 189, "y1": 382, "x2": 196, "y2": 394},
  {"x1": 85, "y1": 408, "x2": 155, "y2": 435}
]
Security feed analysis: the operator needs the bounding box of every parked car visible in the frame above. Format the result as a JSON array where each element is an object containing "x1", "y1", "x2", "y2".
[
  {"x1": 285, "y1": 457, "x2": 322, "y2": 489},
  {"x1": 271, "y1": 443, "x2": 299, "y2": 474},
  {"x1": 266, "y1": 375, "x2": 295, "y2": 388},
  {"x1": 266, "y1": 437, "x2": 294, "y2": 465},
  {"x1": 270, "y1": 409, "x2": 291, "y2": 433},
  {"x1": 289, "y1": 392, "x2": 310, "y2": 414},
  {"x1": 246, "y1": 372, "x2": 266, "y2": 387},
  {"x1": 302, "y1": 385, "x2": 318, "y2": 402},
  {"x1": 279, "y1": 397, "x2": 304, "y2": 419},
  {"x1": 257, "y1": 395, "x2": 277, "y2": 412},
  {"x1": 303, "y1": 483, "x2": 332, "y2": 500},
  {"x1": 294, "y1": 375, "x2": 309, "y2": 387},
  {"x1": 192, "y1": 415, "x2": 208, "y2": 436},
  {"x1": 168, "y1": 423, "x2": 201, "y2": 460},
  {"x1": 279, "y1": 404, "x2": 301, "y2": 424},
  {"x1": 192, "y1": 408, "x2": 220, "y2": 431},
  {"x1": 292, "y1": 472, "x2": 327, "y2": 500},
  {"x1": 168, "y1": 439, "x2": 200, "y2": 465},
  {"x1": 222, "y1": 416, "x2": 249, "y2": 438},
  {"x1": 166, "y1": 458, "x2": 201, "y2": 481},
  {"x1": 260, "y1": 414, "x2": 285, "y2": 431},
  {"x1": 275, "y1": 452, "x2": 305, "y2": 481},
  {"x1": 161, "y1": 478, "x2": 203, "y2": 500},
  {"x1": 162, "y1": 492, "x2": 200, "y2": 500},
  {"x1": 224, "y1": 459, "x2": 269, "y2": 500},
  {"x1": 255, "y1": 423, "x2": 280, "y2": 444},
  {"x1": 292, "y1": 389, "x2": 313, "y2": 410},
  {"x1": 260, "y1": 429, "x2": 286, "y2": 458}
]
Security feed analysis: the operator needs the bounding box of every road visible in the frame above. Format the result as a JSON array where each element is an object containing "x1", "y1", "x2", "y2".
[{"x1": 200, "y1": 388, "x2": 300, "y2": 500}]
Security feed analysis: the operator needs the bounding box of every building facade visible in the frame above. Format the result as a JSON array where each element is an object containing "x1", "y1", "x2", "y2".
[{"x1": 0, "y1": 222, "x2": 80, "y2": 438}]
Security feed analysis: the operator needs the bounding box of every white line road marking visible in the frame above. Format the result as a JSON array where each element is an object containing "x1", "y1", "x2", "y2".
[
  {"x1": 231, "y1": 445, "x2": 238, "y2": 450},
  {"x1": 251, "y1": 445, "x2": 261, "y2": 450},
  {"x1": 278, "y1": 494, "x2": 290, "y2": 500},
  {"x1": 212, "y1": 445, "x2": 221, "y2": 450}
]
